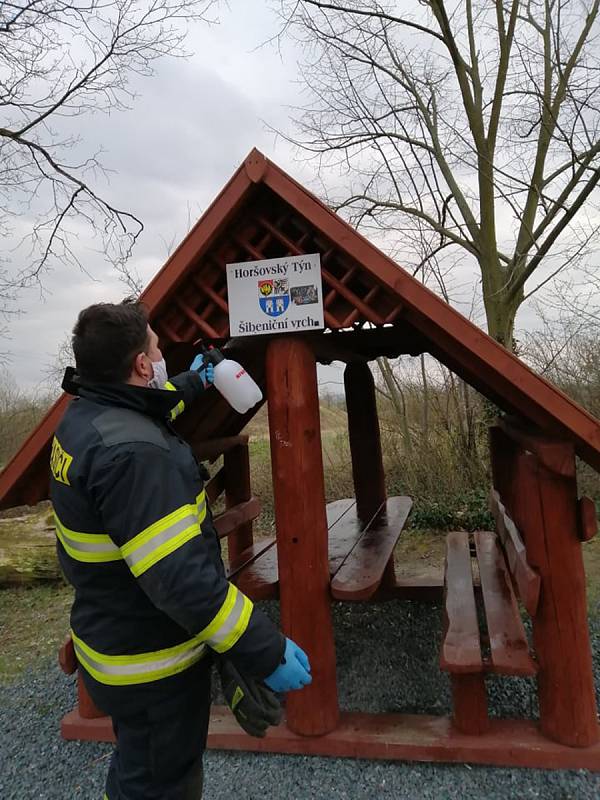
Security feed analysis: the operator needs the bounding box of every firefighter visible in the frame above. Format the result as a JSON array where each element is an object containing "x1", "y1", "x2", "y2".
[{"x1": 50, "y1": 299, "x2": 311, "y2": 799}]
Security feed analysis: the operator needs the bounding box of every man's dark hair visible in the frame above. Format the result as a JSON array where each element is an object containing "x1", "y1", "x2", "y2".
[{"x1": 72, "y1": 299, "x2": 149, "y2": 383}]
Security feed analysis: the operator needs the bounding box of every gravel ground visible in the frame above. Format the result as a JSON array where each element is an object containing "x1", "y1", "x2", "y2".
[{"x1": 1, "y1": 600, "x2": 600, "y2": 799}]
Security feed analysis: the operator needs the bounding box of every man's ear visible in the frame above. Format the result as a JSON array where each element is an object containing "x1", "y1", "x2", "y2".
[{"x1": 131, "y1": 351, "x2": 152, "y2": 383}]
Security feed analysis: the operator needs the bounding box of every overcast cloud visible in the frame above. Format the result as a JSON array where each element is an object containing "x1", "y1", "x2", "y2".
[
  {"x1": 1, "y1": 2, "x2": 580, "y2": 395},
  {"x1": 4, "y1": 3, "x2": 316, "y2": 390}
]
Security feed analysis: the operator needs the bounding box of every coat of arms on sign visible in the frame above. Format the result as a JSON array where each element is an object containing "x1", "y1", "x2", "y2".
[{"x1": 258, "y1": 279, "x2": 290, "y2": 317}]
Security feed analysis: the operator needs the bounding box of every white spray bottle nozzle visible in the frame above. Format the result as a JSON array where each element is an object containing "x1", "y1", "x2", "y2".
[{"x1": 195, "y1": 341, "x2": 262, "y2": 414}]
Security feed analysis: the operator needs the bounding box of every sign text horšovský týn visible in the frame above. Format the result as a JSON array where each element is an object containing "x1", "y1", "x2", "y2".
[{"x1": 226, "y1": 254, "x2": 324, "y2": 337}]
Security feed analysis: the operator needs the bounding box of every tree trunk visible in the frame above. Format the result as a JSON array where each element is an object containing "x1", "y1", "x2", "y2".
[
  {"x1": 481, "y1": 270, "x2": 523, "y2": 349},
  {"x1": 0, "y1": 506, "x2": 62, "y2": 586}
]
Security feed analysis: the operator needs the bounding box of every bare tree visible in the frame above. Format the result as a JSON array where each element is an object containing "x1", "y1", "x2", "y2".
[
  {"x1": 0, "y1": 368, "x2": 55, "y2": 465},
  {"x1": 522, "y1": 300, "x2": 600, "y2": 411},
  {"x1": 0, "y1": 0, "x2": 217, "y2": 310},
  {"x1": 278, "y1": 0, "x2": 600, "y2": 346}
]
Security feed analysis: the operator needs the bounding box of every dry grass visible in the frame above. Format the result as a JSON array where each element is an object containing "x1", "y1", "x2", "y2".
[
  {"x1": 0, "y1": 583, "x2": 73, "y2": 683},
  {"x1": 583, "y1": 536, "x2": 600, "y2": 615},
  {"x1": 1, "y1": 532, "x2": 600, "y2": 686},
  {"x1": 243, "y1": 405, "x2": 354, "y2": 536}
]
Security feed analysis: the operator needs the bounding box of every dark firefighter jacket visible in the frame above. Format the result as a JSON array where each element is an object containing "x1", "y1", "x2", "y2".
[{"x1": 50, "y1": 368, "x2": 284, "y2": 715}]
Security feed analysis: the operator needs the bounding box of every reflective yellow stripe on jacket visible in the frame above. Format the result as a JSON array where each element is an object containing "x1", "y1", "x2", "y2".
[
  {"x1": 71, "y1": 630, "x2": 207, "y2": 686},
  {"x1": 121, "y1": 491, "x2": 206, "y2": 577},
  {"x1": 198, "y1": 582, "x2": 253, "y2": 653},
  {"x1": 54, "y1": 492, "x2": 206, "y2": 573},
  {"x1": 72, "y1": 583, "x2": 252, "y2": 685},
  {"x1": 54, "y1": 514, "x2": 122, "y2": 564},
  {"x1": 164, "y1": 380, "x2": 185, "y2": 421}
]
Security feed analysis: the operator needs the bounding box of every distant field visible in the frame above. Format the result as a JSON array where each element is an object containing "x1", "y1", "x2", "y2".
[
  {"x1": 243, "y1": 402, "x2": 349, "y2": 439},
  {"x1": 239, "y1": 404, "x2": 354, "y2": 534}
]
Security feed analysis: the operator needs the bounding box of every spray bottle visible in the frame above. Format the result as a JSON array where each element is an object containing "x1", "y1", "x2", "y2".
[{"x1": 201, "y1": 345, "x2": 263, "y2": 414}]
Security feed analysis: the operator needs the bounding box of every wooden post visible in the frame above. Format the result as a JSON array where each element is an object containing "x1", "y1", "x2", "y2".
[
  {"x1": 344, "y1": 361, "x2": 393, "y2": 587},
  {"x1": 511, "y1": 441, "x2": 599, "y2": 747},
  {"x1": 489, "y1": 425, "x2": 518, "y2": 510},
  {"x1": 77, "y1": 673, "x2": 106, "y2": 720},
  {"x1": 344, "y1": 362, "x2": 386, "y2": 522},
  {"x1": 450, "y1": 674, "x2": 490, "y2": 735},
  {"x1": 224, "y1": 442, "x2": 254, "y2": 565},
  {"x1": 266, "y1": 337, "x2": 339, "y2": 737}
]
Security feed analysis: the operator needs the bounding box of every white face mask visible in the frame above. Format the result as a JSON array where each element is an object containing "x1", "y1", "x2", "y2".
[{"x1": 147, "y1": 357, "x2": 168, "y2": 390}]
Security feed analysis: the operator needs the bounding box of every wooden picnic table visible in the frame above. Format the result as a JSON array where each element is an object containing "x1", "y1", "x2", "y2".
[{"x1": 231, "y1": 496, "x2": 413, "y2": 602}]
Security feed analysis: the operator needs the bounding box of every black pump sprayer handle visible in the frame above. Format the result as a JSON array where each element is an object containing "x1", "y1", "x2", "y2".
[{"x1": 193, "y1": 339, "x2": 225, "y2": 368}]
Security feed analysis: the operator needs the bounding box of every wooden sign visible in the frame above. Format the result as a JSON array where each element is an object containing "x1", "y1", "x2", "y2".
[{"x1": 226, "y1": 253, "x2": 324, "y2": 336}]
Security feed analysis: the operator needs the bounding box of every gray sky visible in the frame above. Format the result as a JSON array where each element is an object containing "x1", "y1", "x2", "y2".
[
  {"x1": 5, "y1": 3, "x2": 319, "y2": 391},
  {"x1": 1, "y1": 2, "x2": 579, "y2": 396}
]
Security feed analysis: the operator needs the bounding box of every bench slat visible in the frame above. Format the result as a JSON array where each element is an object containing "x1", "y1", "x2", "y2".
[
  {"x1": 228, "y1": 537, "x2": 278, "y2": 600},
  {"x1": 578, "y1": 496, "x2": 598, "y2": 542},
  {"x1": 58, "y1": 635, "x2": 77, "y2": 675},
  {"x1": 231, "y1": 499, "x2": 359, "y2": 599},
  {"x1": 326, "y1": 498, "x2": 357, "y2": 529},
  {"x1": 205, "y1": 466, "x2": 226, "y2": 504},
  {"x1": 489, "y1": 489, "x2": 541, "y2": 616},
  {"x1": 328, "y1": 499, "x2": 382, "y2": 576},
  {"x1": 474, "y1": 531, "x2": 537, "y2": 677},
  {"x1": 330, "y1": 496, "x2": 412, "y2": 601},
  {"x1": 228, "y1": 537, "x2": 276, "y2": 580},
  {"x1": 441, "y1": 532, "x2": 482, "y2": 674},
  {"x1": 213, "y1": 497, "x2": 261, "y2": 539}
]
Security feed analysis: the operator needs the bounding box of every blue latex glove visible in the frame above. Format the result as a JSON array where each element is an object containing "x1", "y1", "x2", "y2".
[
  {"x1": 264, "y1": 638, "x2": 312, "y2": 693},
  {"x1": 190, "y1": 354, "x2": 214, "y2": 387}
]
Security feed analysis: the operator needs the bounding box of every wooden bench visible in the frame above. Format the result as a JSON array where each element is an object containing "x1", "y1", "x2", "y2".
[
  {"x1": 213, "y1": 497, "x2": 261, "y2": 539},
  {"x1": 440, "y1": 490, "x2": 541, "y2": 734},
  {"x1": 230, "y1": 496, "x2": 413, "y2": 601}
]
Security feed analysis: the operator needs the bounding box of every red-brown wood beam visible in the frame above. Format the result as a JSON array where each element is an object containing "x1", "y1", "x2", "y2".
[
  {"x1": 174, "y1": 297, "x2": 220, "y2": 340},
  {"x1": 450, "y1": 674, "x2": 489, "y2": 735},
  {"x1": 234, "y1": 234, "x2": 268, "y2": 261},
  {"x1": 58, "y1": 636, "x2": 77, "y2": 675},
  {"x1": 498, "y1": 417, "x2": 575, "y2": 478},
  {"x1": 489, "y1": 425, "x2": 519, "y2": 513},
  {"x1": 205, "y1": 466, "x2": 226, "y2": 504},
  {"x1": 321, "y1": 267, "x2": 384, "y2": 326},
  {"x1": 59, "y1": 704, "x2": 600, "y2": 769},
  {"x1": 213, "y1": 498, "x2": 260, "y2": 540},
  {"x1": 191, "y1": 274, "x2": 229, "y2": 314},
  {"x1": 488, "y1": 489, "x2": 541, "y2": 617},
  {"x1": 344, "y1": 362, "x2": 386, "y2": 523},
  {"x1": 578, "y1": 496, "x2": 598, "y2": 542},
  {"x1": 77, "y1": 674, "x2": 105, "y2": 720},
  {"x1": 512, "y1": 441, "x2": 599, "y2": 747},
  {"x1": 194, "y1": 435, "x2": 249, "y2": 462},
  {"x1": 224, "y1": 443, "x2": 254, "y2": 562},
  {"x1": 254, "y1": 214, "x2": 304, "y2": 257},
  {"x1": 342, "y1": 285, "x2": 380, "y2": 328},
  {"x1": 156, "y1": 318, "x2": 185, "y2": 343},
  {"x1": 266, "y1": 336, "x2": 339, "y2": 737},
  {"x1": 384, "y1": 305, "x2": 403, "y2": 324}
]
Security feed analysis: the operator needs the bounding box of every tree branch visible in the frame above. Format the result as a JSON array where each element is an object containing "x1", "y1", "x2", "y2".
[
  {"x1": 299, "y1": 0, "x2": 446, "y2": 43},
  {"x1": 510, "y1": 161, "x2": 600, "y2": 299}
]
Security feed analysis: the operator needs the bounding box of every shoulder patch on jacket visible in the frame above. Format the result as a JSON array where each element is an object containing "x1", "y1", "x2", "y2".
[{"x1": 92, "y1": 408, "x2": 169, "y2": 450}]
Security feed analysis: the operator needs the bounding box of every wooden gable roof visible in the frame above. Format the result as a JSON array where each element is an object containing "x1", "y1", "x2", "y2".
[{"x1": 2, "y1": 147, "x2": 600, "y2": 510}]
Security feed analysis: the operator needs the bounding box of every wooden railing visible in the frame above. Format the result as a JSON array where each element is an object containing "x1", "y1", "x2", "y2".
[
  {"x1": 195, "y1": 435, "x2": 259, "y2": 563},
  {"x1": 489, "y1": 420, "x2": 599, "y2": 748}
]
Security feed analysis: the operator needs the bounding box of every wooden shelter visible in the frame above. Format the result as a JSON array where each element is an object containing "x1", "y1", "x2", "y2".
[{"x1": 2, "y1": 149, "x2": 600, "y2": 770}]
